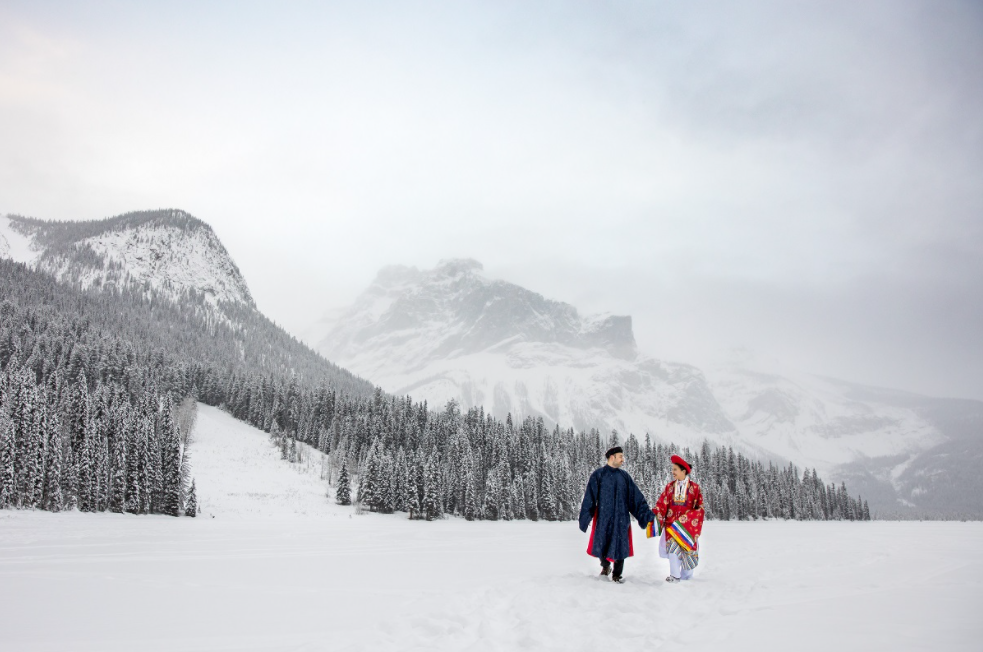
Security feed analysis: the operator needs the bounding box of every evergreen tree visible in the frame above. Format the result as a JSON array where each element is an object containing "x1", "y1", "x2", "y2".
[
  {"x1": 110, "y1": 412, "x2": 127, "y2": 513},
  {"x1": 510, "y1": 475, "x2": 526, "y2": 521},
  {"x1": 146, "y1": 404, "x2": 163, "y2": 513},
  {"x1": 422, "y1": 448, "x2": 443, "y2": 521},
  {"x1": 483, "y1": 466, "x2": 500, "y2": 521},
  {"x1": 525, "y1": 471, "x2": 540, "y2": 521},
  {"x1": 24, "y1": 392, "x2": 46, "y2": 508},
  {"x1": 0, "y1": 407, "x2": 14, "y2": 509},
  {"x1": 336, "y1": 461, "x2": 352, "y2": 506},
  {"x1": 185, "y1": 479, "x2": 198, "y2": 517},
  {"x1": 159, "y1": 399, "x2": 182, "y2": 516},
  {"x1": 137, "y1": 416, "x2": 154, "y2": 514},
  {"x1": 125, "y1": 419, "x2": 143, "y2": 514},
  {"x1": 42, "y1": 411, "x2": 63, "y2": 512},
  {"x1": 93, "y1": 430, "x2": 109, "y2": 512},
  {"x1": 358, "y1": 441, "x2": 380, "y2": 511},
  {"x1": 378, "y1": 452, "x2": 395, "y2": 513},
  {"x1": 463, "y1": 459, "x2": 479, "y2": 521},
  {"x1": 68, "y1": 375, "x2": 90, "y2": 511},
  {"x1": 406, "y1": 454, "x2": 422, "y2": 519},
  {"x1": 394, "y1": 450, "x2": 411, "y2": 513},
  {"x1": 76, "y1": 430, "x2": 94, "y2": 512}
]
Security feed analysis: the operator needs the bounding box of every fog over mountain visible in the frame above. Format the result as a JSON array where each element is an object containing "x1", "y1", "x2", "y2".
[
  {"x1": 1, "y1": 1, "x2": 980, "y2": 402},
  {"x1": 311, "y1": 260, "x2": 983, "y2": 518}
]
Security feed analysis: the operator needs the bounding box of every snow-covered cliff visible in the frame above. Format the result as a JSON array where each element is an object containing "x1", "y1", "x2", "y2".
[{"x1": 1, "y1": 210, "x2": 253, "y2": 308}]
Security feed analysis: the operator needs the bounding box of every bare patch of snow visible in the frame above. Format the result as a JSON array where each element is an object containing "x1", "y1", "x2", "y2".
[{"x1": 0, "y1": 215, "x2": 42, "y2": 264}]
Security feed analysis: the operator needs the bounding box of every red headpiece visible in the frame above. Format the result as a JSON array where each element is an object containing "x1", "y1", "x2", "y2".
[{"x1": 670, "y1": 454, "x2": 691, "y2": 473}]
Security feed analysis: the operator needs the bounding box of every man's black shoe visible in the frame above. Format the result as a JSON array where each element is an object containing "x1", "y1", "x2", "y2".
[
  {"x1": 600, "y1": 565, "x2": 611, "y2": 576},
  {"x1": 611, "y1": 575, "x2": 625, "y2": 584}
]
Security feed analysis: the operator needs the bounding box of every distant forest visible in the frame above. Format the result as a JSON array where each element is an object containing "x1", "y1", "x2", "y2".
[{"x1": 0, "y1": 254, "x2": 869, "y2": 521}]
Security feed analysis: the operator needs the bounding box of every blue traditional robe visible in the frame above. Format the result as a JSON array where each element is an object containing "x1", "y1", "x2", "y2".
[{"x1": 578, "y1": 465, "x2": 655, "y2": 561}]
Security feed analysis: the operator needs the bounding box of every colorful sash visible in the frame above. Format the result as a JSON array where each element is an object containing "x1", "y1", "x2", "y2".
[
  {"x1": 666, "y1": 537, "x2": 699, "y2": 570},
  {"x1": 667, "y1": 520, "x2": 696, "y2": 552},
  {"x1": 665, "y1": 512, "x2": 700, "y2": 570}
]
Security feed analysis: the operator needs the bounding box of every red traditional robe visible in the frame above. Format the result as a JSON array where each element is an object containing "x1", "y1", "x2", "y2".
[{"x1": 652, "y1": 479, "x2": 705, "y2": 546}]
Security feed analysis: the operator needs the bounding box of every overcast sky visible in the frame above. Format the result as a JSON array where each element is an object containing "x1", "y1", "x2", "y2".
[{"x1": 1, "y1": 1, "x2": 981, "y2": 400}]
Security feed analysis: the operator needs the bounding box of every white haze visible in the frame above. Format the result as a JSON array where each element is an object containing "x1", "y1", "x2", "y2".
[{"x1": 0, "y1": 1, "x2": 980, "y2": 399}]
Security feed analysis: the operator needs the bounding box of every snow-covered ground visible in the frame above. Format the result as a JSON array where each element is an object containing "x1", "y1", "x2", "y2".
[
  {"x1": 1, "y1": 405, "x2": 980, "y2": 651},
  {"x1": 0, "y1": 215, "x2": 42, "y2": 264}
]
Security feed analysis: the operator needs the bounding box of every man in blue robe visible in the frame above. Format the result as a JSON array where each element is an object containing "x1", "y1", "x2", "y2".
[{"x1": 579, "y1": 446, "x2": 655, "y2": 583}]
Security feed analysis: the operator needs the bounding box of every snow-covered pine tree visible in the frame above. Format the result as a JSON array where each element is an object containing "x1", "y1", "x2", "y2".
[
  {"x1": 422, "y1": 447, "x2": 442, "y2": 521},
  {"x1": 398, "y1": 452, "x2": 414, "y2": 514},
  {"x1": 67, "y1": 373, "x2": 90, "y2": 511},
  {"x1": 406, "y1": 453, "x2": 422, "y2": 519},
  {"x1": 137, "y1": 415, "x2": 154, "y2": 514},
  {"x1": 624, "y1": 434, "x2": 639, "y2": 474},
  {"x1": 185, "y1": 478, "x2": 198, "y2": 517},
  {"x1": 24, "y1": 389, "x2": 46, "y2": 508},
  {"x1": 499, "y1": 461, "x2": 514, "y2": 521},
  {"x1": 93, "y1": 428, "x2": 109, "y2": 512},
  {"x1": 378, "y1": 452, "x2": 396, "y2": 513},
  {"x1": 160, "y1": 398, "x2": 182, "y2": 516},
  {"x1": 510, "y1": 474, "x2": 526, "y2": 521},
  {"x1": 539, "y1": 452, "x2": 557, "y2": 521},
  {"x1": 483, "y1": 465, "x2": 500, "y2": 520},
  {"x1": 146, "y1": 405, "x2": 163, "y2": 514},
  {"x1": 463, "y1": 456, "x2": 479, "y2": 521},
  {"x1": 336, "y1": 460, "x2": 352, "y2": 506},
  {"x1": 91, "y1": 385, "x2": 112, "y2": 512},
  {"x1": 393, "y1": 449, "x2": 409, "y2": 513},
  {"x1": 10, "y1": 369, "x2": 33, "y2": 507},
  {"x1": 43, "y1": 410, "x2": 63, "y2": 512},
  {"x1": 109, "y1": 407, "x2": 128, "y2": 513},
  {"x1": 525, "y1": 470, "x2": 539, "y2": 521},
  {"x1": 357, "y1": 440, "x2": 379, "y2": 511},
  {"x1": 0, "y1": 406, "x2": 14, "y2": 509},
  {"x1": 125, "y1": 418, "x2": 142, "y2": 514},
  {"x1": 76, "y1": 427, "x2": 94, "y2": 512},
  {"x1": 179, "y1": 448, "x2": 193, "y2": 515}
]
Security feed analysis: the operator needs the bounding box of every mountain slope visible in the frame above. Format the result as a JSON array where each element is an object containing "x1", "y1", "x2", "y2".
[
  {"x1": 311, "y1": 259, "x2": 983, "y2": 518},
  {"x1": 1, "y1": 210, "x2": 253, "y2": 309},
  {"x1": 310, "y1": 259, "x2": 734, "y2": 437},
  {"x1": 0, "y1": 209, "x2": 375, "y2": 400}
]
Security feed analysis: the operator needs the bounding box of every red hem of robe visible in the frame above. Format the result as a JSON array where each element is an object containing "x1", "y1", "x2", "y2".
[{"x1": 586, "y1": 512, "x2": 634, "y2": 560}]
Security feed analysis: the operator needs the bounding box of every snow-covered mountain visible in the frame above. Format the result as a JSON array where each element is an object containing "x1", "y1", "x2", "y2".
[
  {"x1": 0, "y1": 210, "x2": 253, "y2": 309},
  {"x1": 310, "y1": 259, "x2": 983, "y2": 518}
]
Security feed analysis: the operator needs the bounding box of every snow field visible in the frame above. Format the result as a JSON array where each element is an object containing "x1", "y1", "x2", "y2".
[
  {"x1": 0, "y1": 405, "x2": 980, "y2": 651},
  {"x1": 0, "y1": 216, "x2": 42, "y2": 264}
]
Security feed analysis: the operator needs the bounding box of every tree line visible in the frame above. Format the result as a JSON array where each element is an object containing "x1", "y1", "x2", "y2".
[{"x1": 0, "y1": 256, "x2": 869, "y2": 522}]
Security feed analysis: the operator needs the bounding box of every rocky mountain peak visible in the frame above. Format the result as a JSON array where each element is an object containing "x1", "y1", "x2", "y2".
[
  {"x1": 321, "y1": 260, "x2": 637, "y2": 362},
  {"x1": 0, "y1": 209, "x2": 254, "y2": 309},
  {"x1": 435, "y1": 258, "x2": 484, "y2": 277}
]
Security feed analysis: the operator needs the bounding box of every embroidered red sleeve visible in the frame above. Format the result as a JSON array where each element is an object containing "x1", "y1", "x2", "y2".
[{"x1": 654, "y1": 484, "x2": 671, "y2": 525}]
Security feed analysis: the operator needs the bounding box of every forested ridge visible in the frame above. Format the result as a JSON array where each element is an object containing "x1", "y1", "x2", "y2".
[
  {"x1": 10, "y1": 209, "x2": 224, "y2": 261},
  {"x1": 0, "y1": 256, "x2": 870, "y2": 521}
]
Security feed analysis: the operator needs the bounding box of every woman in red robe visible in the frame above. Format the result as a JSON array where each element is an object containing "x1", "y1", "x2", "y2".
[{"x1": 652, "y1": 454, "x2": 704, "y2": 582}]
